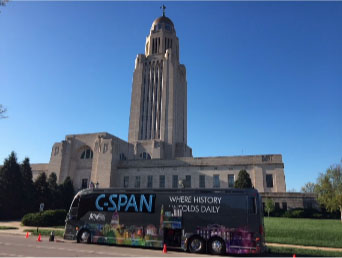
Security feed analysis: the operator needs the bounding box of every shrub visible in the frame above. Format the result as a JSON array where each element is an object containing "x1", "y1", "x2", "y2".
[
  {"x1": 312, "y1": 213, "x2": 323, "y2": 219},
  {"x1": 291, "y1": 209, "x2": 305, "y2": 218},
  {"x1": 266, "y1": 207, "x2": 339, "y2": 219},
  {"x1": 282, "y1": 209, "x2": 305, "y2": 218},
  {"x1": 22, "y1": 209, "x2": 67, "y2": 227}
]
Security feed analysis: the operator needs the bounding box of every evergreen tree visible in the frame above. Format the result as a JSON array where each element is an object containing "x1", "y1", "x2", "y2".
[
  {"x1": 34, "y1": 172, "x2": 50, "y2": 211},
  {"x1": 48, "y1": 173, "x2": 58, "y2": 190},
  {"x1": 60, "y1": 177, "x2": 75, "y2": 210},
  {"x1": 0, "y1": 152, "x2": 23, "y2": 219},
  {"x1": 234, "y1": 169, "x2": 253, "y2": 189},
  {"x1": 20, "y1": 157, "x2": 35, "y2": 213},
  {"x1": 47, "y1": 172, "x2": 59, "y2": 209}
]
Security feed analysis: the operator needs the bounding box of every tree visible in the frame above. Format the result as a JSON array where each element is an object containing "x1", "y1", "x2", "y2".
[
  {"x1": 0, "y1": 152, "x2": 23, "y2": 219},
  {"x1": 0, "y1": 0, "x2": 9, "y2": 6},
  {"x1": 48, "y1": 172, "x2": 58, "y2": 190},
  {"x1": 234, "y1": 169, "x2": 253, "y2": 189},
  {"x1": 34, "y1": 172, "x2": 50, "y2": 211},
  {"x1": 315, "y1": 162, "x2": 342, "y2": 222},
  {"x1": 0, "y1": 104, "x2": 7, "y2": 119},
  {"x1": 60, "y1": 177, "x2": 75, "y2": 210},
  {"x1": 264, "y1": 198, "x2": 275, "y2": 217},
  {"x1": 301, "y1": 182, "x2": 316, "y2": 193},
  {"x1": 48, "y1": 172, "x2": 59, "y2": 209},
  {"x1": 20, "y1": 157, "x2": 35, "y2": 213}
]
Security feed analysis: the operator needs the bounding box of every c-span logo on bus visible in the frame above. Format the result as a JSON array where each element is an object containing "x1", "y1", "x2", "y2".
[{"x1": 95, "y1": 193, "x2": 155, "y2": 213}]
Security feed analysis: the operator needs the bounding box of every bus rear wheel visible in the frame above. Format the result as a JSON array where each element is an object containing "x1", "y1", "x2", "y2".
[
  {"x1": 77, "y1": 229, "x2": 91, "y2": 244},
  {"x1": 208, "y1": 237, "x2": 225, "y2": 255},
  {"x1": 188, "y1": 236, "x2": 205, "y2": 253}
]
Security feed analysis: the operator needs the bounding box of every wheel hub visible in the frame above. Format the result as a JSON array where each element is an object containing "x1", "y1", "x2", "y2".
[
  {"x1": 81, "y1": 231, "x2": 89, "y2": 242},
  {"x1": 190, "y1": 239, "x2": 202, "y2": 251},
  {"x1": 211, "y1": 240, "x2": 223, "y2": 253}
]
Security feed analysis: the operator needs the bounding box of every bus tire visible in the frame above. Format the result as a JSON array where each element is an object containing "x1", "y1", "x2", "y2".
[
  {"x1": 208, "y1": 237, "x2": 226, "y2": 255},
  {"x1": 188, "y1": 236, "x2": 205, "y2": 253},
  {"x1": 77, "y1": 229, "x2": 91, "y2": 244}
]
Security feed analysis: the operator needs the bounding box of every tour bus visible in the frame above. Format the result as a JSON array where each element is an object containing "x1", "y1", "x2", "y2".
[{"x1": 64, "y1": 188, "x2": 265, "y2": 255}]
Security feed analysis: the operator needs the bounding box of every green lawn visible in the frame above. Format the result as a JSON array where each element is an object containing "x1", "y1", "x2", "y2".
[
  {"x1": 0, "y1": 226, "x2": 18, "y2": 230},
  {"x1": 267, "y1": 246, "x2": 342, "y2": 257},
  {"x1": 265, "y1": 217, "x2": 342, "y2": 248},
  {"x1": 24, "y1": 229, "x2": 65, "y2": 238}
]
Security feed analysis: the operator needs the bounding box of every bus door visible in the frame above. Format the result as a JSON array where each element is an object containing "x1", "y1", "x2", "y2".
[
  {"x1": 69, "y1": 195, "x2": 80, "y2": 220},
  {"x1": 163, "y1": 208, "x2": 182, "y2": 247},
  {"x1": 247, "y1": 195, "x2": 260, "y2": 233},
  {"x1": 64, "y1": 195, "x2": 80, "y2": 240}
]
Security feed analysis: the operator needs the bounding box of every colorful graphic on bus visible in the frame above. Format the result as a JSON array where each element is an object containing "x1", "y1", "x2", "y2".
[{"x1": 64, "y1": 188, "x2": 265, "y2": 255}]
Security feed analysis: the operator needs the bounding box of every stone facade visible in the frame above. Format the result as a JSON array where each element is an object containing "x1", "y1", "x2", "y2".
[
  {"x1": 115, "y1": 155, "x2": 285, "y2": 192},
  {"x1": 260, "y1": 192, "x2": 320, "y2": 211},
  {"x1": 128, "y1": 15, "x2": 191, "y2": 160},
  {"x1": 38, "y1": 130, "x2": 286, "y2": 193},
  {"x1": 44, "y1": 132, "x2": 131, "y2": 188},
  {"x1": 25, "y1": 13, "x2": 318, "y2": 210}
]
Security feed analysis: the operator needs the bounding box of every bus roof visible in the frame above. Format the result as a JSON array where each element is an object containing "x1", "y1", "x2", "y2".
[{"x1": 76, "y1": 188, "x2": 259, "y2": 197}]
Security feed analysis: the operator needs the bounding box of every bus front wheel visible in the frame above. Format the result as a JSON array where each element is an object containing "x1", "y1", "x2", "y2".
[
  {"x1": 77, "y1": 229, "x2": 91, "y2": 244},
  {"x1": 208, "y1": 237, "x2": 226, "y2": 255},
  {"x1": 188, "y1": 236, "x2": 205, "y2": 253}
]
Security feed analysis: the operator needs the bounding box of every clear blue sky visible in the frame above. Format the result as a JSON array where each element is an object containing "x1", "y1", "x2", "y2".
[{"x1": 1, "y1": 1, "x2": 341, "y2": 191}]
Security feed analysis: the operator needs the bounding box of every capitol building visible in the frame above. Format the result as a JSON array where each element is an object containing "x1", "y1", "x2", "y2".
[{"x1": 31, "y1": 11, "x2": 316, "y2": 210}]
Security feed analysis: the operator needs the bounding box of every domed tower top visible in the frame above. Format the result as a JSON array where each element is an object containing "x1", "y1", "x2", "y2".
[
  {"x1": 145, "y1": 5, "x2": 179, "y2": 60},
  {"x1": 151, "y1": 15, "x2": 175, "y2": 33}
]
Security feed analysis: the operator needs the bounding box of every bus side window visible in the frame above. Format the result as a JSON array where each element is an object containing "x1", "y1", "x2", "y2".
[{"x1": 248, "y1": 197, "x2": 256, "y2": 214}]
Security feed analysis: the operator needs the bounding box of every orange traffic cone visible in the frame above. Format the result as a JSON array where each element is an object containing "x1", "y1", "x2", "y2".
[
  {"x1": 293, "y1": 254, "x2": 296, "y2": 258},
  {"x1": 25, "y1": 232, "x2": 29, "y2": 239},
  {"x1": 37, "y1": 233, "x2": 42, "y2": 242},
  {"x1": 163, "y1": 244, "x2": 167, "y2": 253}
]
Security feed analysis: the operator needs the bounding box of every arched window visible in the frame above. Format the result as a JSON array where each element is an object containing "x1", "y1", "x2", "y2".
[
  {"x1": 140, "y1": 152, "x2": 151, "y2": 160},
  {"x1": 119, "y1": 153, "x2": 126, "y2": 161},
  {"x1": 80, "y1": 148, "x2": 93, "y2": 159}
]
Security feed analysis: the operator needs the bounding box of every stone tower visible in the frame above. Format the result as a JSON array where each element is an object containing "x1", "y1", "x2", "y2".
[{"x1": 128, "y1": 12, "x2": 192, "y2": 159}]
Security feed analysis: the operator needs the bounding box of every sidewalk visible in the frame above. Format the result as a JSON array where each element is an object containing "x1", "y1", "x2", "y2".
[
  {"x1": 0, "y1": 221, "x2": 66, "y2": 241},
  {"x1": 2, "y1": 221, "x2": 342, "y2": 253}
]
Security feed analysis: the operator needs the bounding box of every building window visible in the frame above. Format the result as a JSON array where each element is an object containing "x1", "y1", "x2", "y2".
[
  {"x1": 119, "y1": 153, "x2": 127, "y2": 160},
  {"x1": 147, "y1": 175, "x2": 153, "y2": 188},
  {"x1": 199, "y1": 175, "x2": 205, "y2": 188},
  {"x1": 275, "y1": 202, "x2": 280, "y2": 210},
  {"x1": 54, "y1": 146, "x2": 59, "y2": 156},
  {"x1": 103, "y1": 143, "x2": 108, "y2": 153},
  {"x1": 266, "y1": 174, "x2": 273, "y2": 188},
  {"x1": 213, "y1": 174, "x2": 220, "y2": 188},
  {"x1": 81, "y1": 179, "x2": 88, "y2": 189},
  {"x1": 135, "y1": 176, "x2": 140, "y2": 188},
  {"x1": 282, "y1": 202, "x2": 287, "y2": 211},
  {"x1": 305, "y1": 201, "x2": 313, "y2": 210},
  {"x1": 185, "y1": 175, "x2": 191, "y2": 188},
  {"x1": 140, "y1": 152, "x2": 151, "y2": 160},
  {"x1": 123, "y1": 176, "x2": 129, "y2": 188},
  {"x1": 80, "y1": 148, "x2": 93, "y2": 159},
  {"x1": 159, "y1": 175, "x2": 165, "y2": 188},
  {"x1": 228, "y1": 174, "x2": 235, "y2": 188},
  {"x1": 172, "y1": 175, "x2": 178, "y2": 188}
]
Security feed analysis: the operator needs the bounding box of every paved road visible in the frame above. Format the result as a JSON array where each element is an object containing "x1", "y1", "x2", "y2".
[{"x1": 0, "y1": 233, "x2": 201, "y2": 257}]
